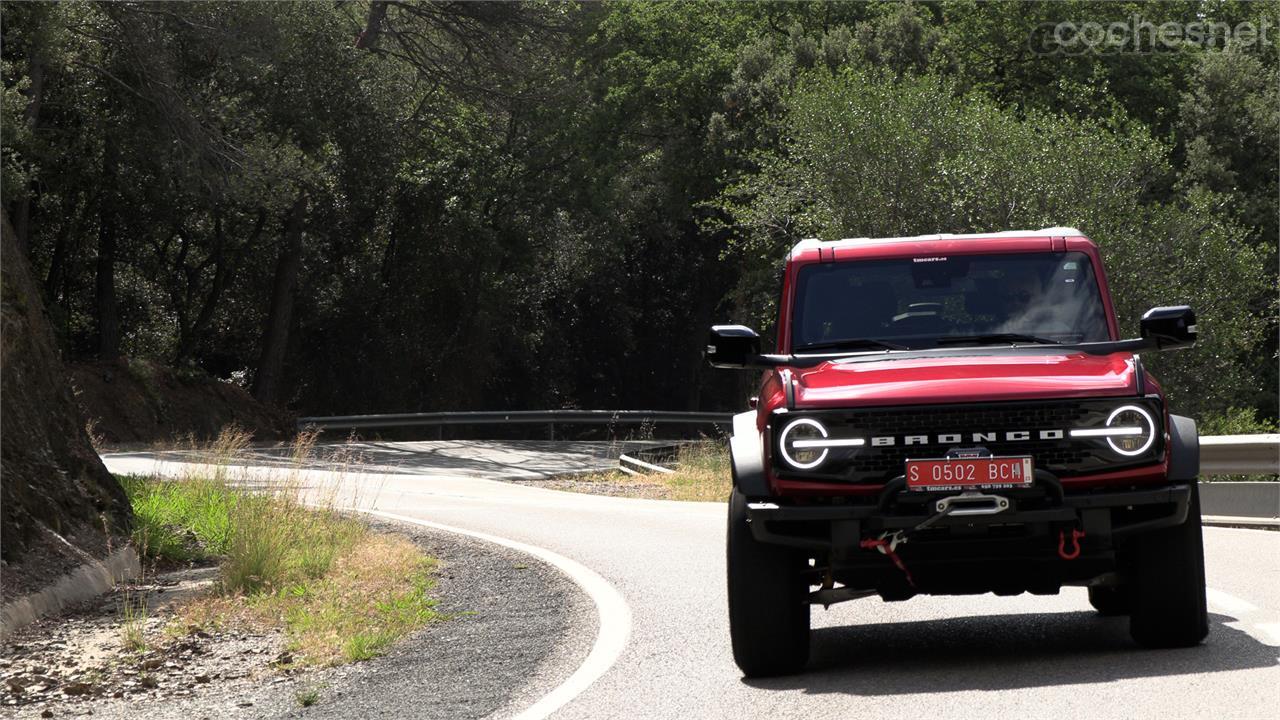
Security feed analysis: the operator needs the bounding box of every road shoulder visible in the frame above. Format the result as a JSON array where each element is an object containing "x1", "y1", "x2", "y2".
[{"x1": 0, "y1": 518, "x2": 594, "y2": 720}]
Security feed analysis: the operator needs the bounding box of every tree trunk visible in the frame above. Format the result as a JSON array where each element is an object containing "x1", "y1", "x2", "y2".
[
  {"x1": 173, "y1": 208, "x2": 266, "y2": 363},
  {"x1": 95, "y1": 137, "x2": 120, "y2": 361},
  {"x1": 252, "y1": 193, "x2": 307, "y2": 405},
  {"x1": 355, "y1": 1, "x2": 390, "y2": 50},
  {"x1": 43, "y1": 223, "x2": 70, "y2": 306}
]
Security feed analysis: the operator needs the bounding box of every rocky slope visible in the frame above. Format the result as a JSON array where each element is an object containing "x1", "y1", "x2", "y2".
[
  {"x1": 70, "y1": 359, "x2": 293, "y2": 446},
  {"x1": 1, "y1": 210, "x2": 132, "y2": 601}
]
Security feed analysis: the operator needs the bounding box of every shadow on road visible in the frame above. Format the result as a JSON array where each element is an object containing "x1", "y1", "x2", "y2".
[{"x1": 744, "y1": 612, "x2": 1277, "y2": 695}]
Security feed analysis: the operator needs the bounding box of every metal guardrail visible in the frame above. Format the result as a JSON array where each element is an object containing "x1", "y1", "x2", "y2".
[
  {"x1": 619, "y1": 454, "x2": 676, "y2": 476},
  {"x1": 298, "y1": 411, "x2": 1278, "y2": 520},
  {"x1": 618, "y1": 443, "x2": 684, "y2": 476},
  {"x1": 1199, "y1": 435, "x2": 1279, "y2": 524},
  {"x1": 1200, "y1": 434, "x2": 1280, "y2": 475},
  {"x1": 298, "y1": 410, "x2": 734, "y2": 439},
  {"x1": 300, "y1": 410, "x2": 1278, "y2": 474}
]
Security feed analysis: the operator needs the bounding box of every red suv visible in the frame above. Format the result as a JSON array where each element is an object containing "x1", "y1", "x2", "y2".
[{"x1": 708, "y1": 228, "x2": 1205, "y2": 677}]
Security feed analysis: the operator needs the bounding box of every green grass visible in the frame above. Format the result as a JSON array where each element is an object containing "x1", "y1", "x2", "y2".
[
  {"x1": 269, "y1": 535, "x2": 439, "y2": 665},
  {"x1": 296, "y1": 686, "x2": 321, "y2": 707},
  {"x1": 120, "y1": 430, "x2": 441, "y2": 665},
  {"x1": 119, "y1": 586, "x2": 148, "y2": 653},
  {"x1": 123, "y1": 474, "x2": 366, "y2": 594},
  {"x1": 220, "y1": 491, "x2": 366, "y2": 594},
  {"x1": 121, "y1": 474, "x2": 237, "y2": 563}
]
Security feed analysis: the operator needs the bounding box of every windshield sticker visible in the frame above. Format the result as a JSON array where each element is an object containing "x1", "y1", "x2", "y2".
[{"x1": 913, "y1": 256, "x2": 948, "y2": 263}]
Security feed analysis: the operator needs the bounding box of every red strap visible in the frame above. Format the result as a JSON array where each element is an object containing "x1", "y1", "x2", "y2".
[{"x1": 860, "y1": 537, "x2": 917, "y2": 588}]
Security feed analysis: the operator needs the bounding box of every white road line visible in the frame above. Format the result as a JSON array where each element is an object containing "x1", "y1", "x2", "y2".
[
  {"x1": 364, "y1": 510, "x2": 632, "y2": 720},
  {"x1": 1206, "y1": 587, "x2": 1259, "y2": 616}
]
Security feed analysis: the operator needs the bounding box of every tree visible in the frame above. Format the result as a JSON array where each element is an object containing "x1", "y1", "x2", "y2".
[
  {"x1": 0, "y1": 0, "x2": 1273, "y2": 425},
  {"x1": 717, "y1": 69, "x2": 1268, "y2": 418}
]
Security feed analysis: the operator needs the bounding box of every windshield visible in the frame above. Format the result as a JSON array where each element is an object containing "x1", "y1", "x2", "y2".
[{"x1": 791, "y1": 252, "x2": 1110, "y2": 351}]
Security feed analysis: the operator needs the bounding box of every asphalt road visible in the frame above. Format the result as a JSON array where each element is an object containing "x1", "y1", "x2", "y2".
[{"x1": 105, "y1": 441, "x2": 1280, "y2": 720}]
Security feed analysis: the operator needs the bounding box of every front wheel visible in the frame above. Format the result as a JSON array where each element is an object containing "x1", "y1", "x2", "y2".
[
  {"x1": 1128, "y1": 484, "x2": 1209, "y2": 648},
  {"x1": 727, "y1": 488, "x2": 810, "y2": 677}
]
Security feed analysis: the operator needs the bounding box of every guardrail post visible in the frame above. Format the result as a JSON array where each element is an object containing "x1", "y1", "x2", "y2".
[{"x1": 547, "y1": 422, "x2": 555, "y2": 441}]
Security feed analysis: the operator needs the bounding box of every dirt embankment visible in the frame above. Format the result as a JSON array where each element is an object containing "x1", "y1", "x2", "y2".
[
  {"x1": 2, "y1": 209, "x2": 133, "y2": 602},
  {"x1": 70, "y1": 360, "x2": 294, "y2": 446}
]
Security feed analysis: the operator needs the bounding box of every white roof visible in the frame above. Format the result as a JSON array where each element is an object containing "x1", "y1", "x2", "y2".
[{"x1": 791, "y1": 227, "x2": 1084, "y2": 257}]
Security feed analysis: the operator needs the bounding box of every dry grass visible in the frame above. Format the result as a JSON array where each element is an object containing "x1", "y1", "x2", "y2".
[
  {"x1": 565, "y1": 441, "x2": 731, "y2": 502},
  {"x1": 124, "y1": 427, "x2": 438, "y2": 666},
  {"x1": 118, "y1": 586, "x2": 148, "y2": 653},
  {"x1": 660, "y1": 441, "x2": 732, "y2": 501},
  {"x1": 270, "y1": 535, "x2": 438, "y2": 665}
]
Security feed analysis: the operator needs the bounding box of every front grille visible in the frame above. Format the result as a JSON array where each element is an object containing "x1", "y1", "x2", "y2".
[{"x1": 773, "y1": 399, "x2": 1162, "y2": 483}]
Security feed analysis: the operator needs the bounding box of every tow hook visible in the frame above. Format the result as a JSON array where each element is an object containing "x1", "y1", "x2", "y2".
[
  {"x1": 1058, "y1": 528, "x2": 1086, "y2": 560},
  {"x1": 860, "y1": 531, "x2": 916, "y2": 589}
]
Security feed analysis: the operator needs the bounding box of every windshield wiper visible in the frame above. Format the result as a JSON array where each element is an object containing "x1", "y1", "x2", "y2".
[
  {"x1": 794, "y1": 338, "x2": 908, "y2": 352},
  {"x1": 935, "y1": 333, "x2": 1062, "y2": 346}
]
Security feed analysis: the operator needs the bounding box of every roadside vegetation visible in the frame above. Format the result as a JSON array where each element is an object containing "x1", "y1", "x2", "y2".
[
  {"x1": 655, "y1": 442, "x2": 733, "y2": 502},
  {"x1": 119, "y1": 430, "x2": 440, "y2": 666},
  {"x1": 1198, "y1": 408, "x2": 1280, "y2": 483},
  {"x1": 2, "y1": 2, "x2": 1273, "y2": 432},
  {"x1": 568, "y1": 441, "x2": 732, "y2": 502}
]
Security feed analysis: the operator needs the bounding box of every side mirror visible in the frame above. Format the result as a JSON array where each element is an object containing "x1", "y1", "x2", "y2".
[
  {"x1": 1140, "y1": 306, "x2": 1197, "y2": 350},
  {"x1": 706, "y1": 325, "x2": 762, "y2": 368}
]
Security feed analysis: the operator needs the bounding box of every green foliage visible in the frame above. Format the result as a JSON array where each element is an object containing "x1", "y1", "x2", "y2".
[
  {"x1": 1199, "y1": 407, "x2": 1280, "y2": 436},
  {"x1": 124, "y1": 468, "x2": 439, "y2": 666},
  {"x1": 1198, "y1": 407, "x2": 1279, "y2": 483},
  {"x1": 1, "y1": 1, "x2": 1274, "y2": 423},
  {"x1": 717, "y1": 68, "x2": 1269, "y2": 419}
]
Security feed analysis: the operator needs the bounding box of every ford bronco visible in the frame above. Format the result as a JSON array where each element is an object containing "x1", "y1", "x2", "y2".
[{"x1": 707, "y1": 228, "x2": 1205, "y2": 677}]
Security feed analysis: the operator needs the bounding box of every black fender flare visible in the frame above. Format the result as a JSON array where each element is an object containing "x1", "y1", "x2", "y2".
[
  {"x1": 729, "y1": 410, "x2": 771, "y2": 497},
  {"x1": 1168, "y1": 414, "x2": 1199, "y2": 481}
]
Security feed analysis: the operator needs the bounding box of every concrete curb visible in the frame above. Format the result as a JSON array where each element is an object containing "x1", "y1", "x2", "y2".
[
  {"x1": 1, "y1": 546, "x2": 140, "y2": 639},
  {"x1": 1199, "y1": 481, "x2": 1280, "y2": 521}
]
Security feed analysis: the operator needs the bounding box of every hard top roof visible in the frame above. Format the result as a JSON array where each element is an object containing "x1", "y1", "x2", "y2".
[{"x1": 789, "y1": 227, "x2": 1091, "y2": 260}]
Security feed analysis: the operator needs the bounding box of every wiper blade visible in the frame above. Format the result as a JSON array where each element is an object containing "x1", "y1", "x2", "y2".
[
  {"x1": 935, "y1": 333, "x2": 1062, "y2": 346},
  {"x1": 795, "y1": 338, "x2": 908, "y2": 352}
]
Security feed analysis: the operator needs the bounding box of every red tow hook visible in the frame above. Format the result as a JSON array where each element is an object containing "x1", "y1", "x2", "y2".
[
  {"x1": 861, "y1": 534, "x2": 917, "y2": 589},
  {"x1": 1058, "y1": 528, "x2": 1086, "y2": 560}
]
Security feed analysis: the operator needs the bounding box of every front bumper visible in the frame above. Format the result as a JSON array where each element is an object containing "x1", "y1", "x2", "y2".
[{"x1": 745, "y1": 473, "x2": 1192, "y2": 552}]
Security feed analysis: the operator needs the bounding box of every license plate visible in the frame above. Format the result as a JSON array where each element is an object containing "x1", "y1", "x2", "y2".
[{"x1": 905, "y1": 456, "x2": 1034, "y2": 491}]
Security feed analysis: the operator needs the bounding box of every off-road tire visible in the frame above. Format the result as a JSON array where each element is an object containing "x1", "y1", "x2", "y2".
[
  {"x1": 1128, "y1": 484, "x2": 1209, "y2": 648},
  {"x1": 1088, "y1": 585, "x2": 1130, "y2": 616},
  {"x1": 727, "y1": 488, "x2": 810, "y2": 677}
]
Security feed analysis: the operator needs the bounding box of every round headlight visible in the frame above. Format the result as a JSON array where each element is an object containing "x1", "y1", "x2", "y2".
[
  {"x1": 1106, "y1": 404, "x2": 1155, "y2": 456},
  {"x1": 779, "y1": 418, "x2": 829, "y2": 469}
]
